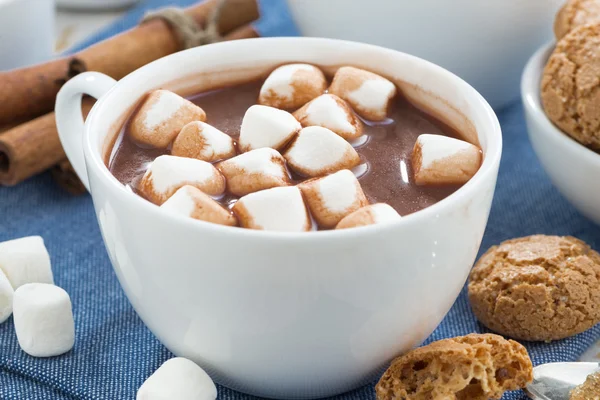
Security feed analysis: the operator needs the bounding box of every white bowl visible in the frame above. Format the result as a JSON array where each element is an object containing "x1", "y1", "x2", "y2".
[
  {"x1": 56, "y1": 38, "x2": 502, "y2": 399},
  {"x1": 287, "y1": 0, "x2": 562, "y2": 109},
  {"x1": 522, "y1": 42, "x2": 600, "y2": 226}
]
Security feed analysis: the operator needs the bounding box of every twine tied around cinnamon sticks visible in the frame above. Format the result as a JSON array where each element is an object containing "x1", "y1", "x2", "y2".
[
  {"x1": 0, "y1": 0, "x2": 260, "y2": 193},
  {"x1": 142, "y1": 1, "x2": 226, "y2": 50},
  {"x1": 55, "y1": 3, "x2": 227, "y2": 90}
]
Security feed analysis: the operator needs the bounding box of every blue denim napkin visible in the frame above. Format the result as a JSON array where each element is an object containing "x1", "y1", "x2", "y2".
[{"x1": 2, "y1": 0, "x2": 600, "y2": 399}]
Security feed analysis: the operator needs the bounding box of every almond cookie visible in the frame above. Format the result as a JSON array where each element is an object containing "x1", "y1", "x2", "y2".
[
  {"x1": 469, "y1": 235, "x2": 600, "y2": 341},
  {"x1": 541, "y1": 23, "x2": 600, "y2": 150},
  {"x1": 375, "y1": 333, "x2": 532, "y2": 400},
  {"x1": 554, "y1": 0, "x2": 600, "y2": 39}
]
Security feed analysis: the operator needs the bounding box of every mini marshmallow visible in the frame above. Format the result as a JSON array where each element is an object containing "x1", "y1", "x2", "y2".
[
  {"x1": 293, "y1": 94, "x2": 363, "y2": 140},
  {"x1": 329, "y1": 66, "x2": 397, "y2": 121},
  {"x1": 139, "y1": 155, "x2": 226, "y2": 205},
  {"x1": 284, "y1": 126, "x2": 361, "y2": 177},
  {"x1": 0, "y1": 236, "x2": 53, "y2": 290},
  {"x1": 0, "y1": 268, "x2": 13, "y2": 324},
  {"x1": 161, "y1": 185, "x2": 237, "y2": 227},
  {"x1": 131, "y1": 90, "x2": 206, "y2": 149},
  {"x1": 171, "y1": 121, "x2": 235, "y2": 162},
  {"x1": 412, "y1": 134, "x2": 482, "y2": 185},
  {"x1": 299, "y1": 169, "x2": 368, "y2": 229},
  {"x1": 137, "y1": 357, "x2": 217, "y2": 400},
  {"x1": 336, "y1": 203, "x2": 401, "y2": 230},
  {"x1": 238, "y1": 105, "x2": 301, "y2": 152},
  {"x1": 216, "y1": 148, "x2": 290, "y2": 197},
  {"x1": 259, "y1": 63, "x2": 327, "y2": 110},
  {"x1": 13, "y1": 283, "x2": 74, "y2": 357},
  {"x1": 233, "y1": 186, "x2": 312, "y2": 232}
]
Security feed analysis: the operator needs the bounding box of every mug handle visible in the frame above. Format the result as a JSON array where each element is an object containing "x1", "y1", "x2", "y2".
[{"x1": 55, "y1": 72, "x2": 117, "y2": 192}]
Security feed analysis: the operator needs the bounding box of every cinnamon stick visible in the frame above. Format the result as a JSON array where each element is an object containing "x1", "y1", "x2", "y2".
[
  {"x1": 51, "y1": 159, "x2": 87, "y2": 196},
  {"x1": 221, "y1": 24, "x2": 259, "y2": 41},
  {"x1": 0, "y1": 0, "x2": 259, "y2": 126},
  {"x1": 0, "y1": 99, "x2": 95, "y2": 186},
  {"x1": 0, "y1": 23, "x2": 260, "y2": 188}
]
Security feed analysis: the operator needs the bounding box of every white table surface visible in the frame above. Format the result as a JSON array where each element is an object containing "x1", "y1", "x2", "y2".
[{"x1": 53, "y1": 5, "x2": 600, "y2": 365}]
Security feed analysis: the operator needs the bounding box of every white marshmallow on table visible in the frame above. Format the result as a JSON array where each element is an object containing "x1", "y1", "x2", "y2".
[
  {"x1": 412, "y1": 134, "x2": 482, "y2": 185},
  {"x1": 258, "y1": 63, "x2": 327, "y2": 110},
  {"x1": 0, "y1": 236, "x2": 53, "y2": 290},
  {"x1": 329, "y1": 66, "x2": 397, "y2": 121},
  {"x1": 137, "y1": 357, "x2": 217, "y2": 400},
  {"x1": 139, "y1": 155, "x2": 226, "y2": 205},
  {"x1": 233, "y1": 186, "x2": 312, "y2": 232},
  {"x1": 171, "y1": 121, "x2": 236, "y2": 162},
  {"x1": 336, "y1": 203, "x2": 401, "y2": 230},
  {"x1": 130, "y1": 90, "x2": 207, "y2": 149},
  {"x1": 293, "y1": 94, "x2": 363, "y2": 140},
  {"x1": 13, "y1": 283, "x2": 74, "y2": 357},
  {"x1": 0, "y1": 268, "x2": 14, "y2": 324},
  {"x1": 299, "y1": 169, "x2": 368, "y2": 229},
  {"x1": 238, "y1": 105, "x2": 301, "y2": 152},
  {"x1": 161, "y1": 185, "x2": 237, "y2": 227},
  {"x1": 284, "y1": 126, "x2": 361, "y2": 177},
  {"x1": 216, "y1": 148, "x2": 290, "y2": 197}
]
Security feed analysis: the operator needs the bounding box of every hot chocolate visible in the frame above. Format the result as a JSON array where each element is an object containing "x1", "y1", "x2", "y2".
[{"x1": 108, "y1": 65, "x2": 482, "y2": 231}]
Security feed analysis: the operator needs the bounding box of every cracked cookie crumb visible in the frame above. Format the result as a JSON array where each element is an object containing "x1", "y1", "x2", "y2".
[
  {"x1": 570, "y1": 371, "x2": 600, "y2": 399},
  {"x1": 375, "y1": 333, "x2": 532, "y2": 400}
]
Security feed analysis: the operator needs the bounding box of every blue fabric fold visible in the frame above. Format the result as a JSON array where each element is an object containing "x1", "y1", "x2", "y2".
[{"x1": 1, "y1": 0, "x2": 600, "y2": 399}]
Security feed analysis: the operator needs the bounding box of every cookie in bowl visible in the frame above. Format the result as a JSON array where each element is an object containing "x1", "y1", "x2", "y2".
[{"x1": 541, "y1": 23, "x2": 600, "y2": 151}]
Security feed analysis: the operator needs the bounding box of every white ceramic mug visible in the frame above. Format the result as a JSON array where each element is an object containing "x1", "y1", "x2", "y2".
[
  {"x1": 55, "y1": 38, "x2": 502, "y2": 399},
  {"x1": 0, "y1": 0, "x2": 55, "y2": 71}
]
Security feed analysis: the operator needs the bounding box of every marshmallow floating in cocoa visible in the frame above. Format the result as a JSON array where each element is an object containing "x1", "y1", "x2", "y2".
[
  {"x1": 216, "y1": 147, "x2": 290, "y2": 197},
  {"x1": 336, "y1": 203, "x2": 401, "y2": 230},
  {"x1": 329, "y1": 66, "x2": 397, "y2": 121},
  {"x1": 233, "y1": 186, "x2": 312, "y2": 232},
  {"x1": 161, "y1": 185, "x2": 237, "y2": 227},
  {"x1": 172, "y1": 121, "x2": 235, "y2": 162},
  {"x1": 293, "y1": 94, "x2": 363, "y2": 140},
  {"x1": 130, "y1": 90, "x2": 206, "y2": 149},
  {"x1": 0, "y1": 236, "x2": 53, "y2": 290},
  {"x1": 259, "y1": 63, "x2": 327, "y2": 110},
  {"x1": 139, "y1": 155, "x2": 226, "y2": 205},
  {"x1": 238, "y1": 105, "x2": 301, "y2": 152},
  {"x1": 412, "y1": 134, "x2": 481, "y2": 185},
  {"x1": 137, "y1": 357, "x2": 217, "y2": 400},
  {"x1": 299, "y1": 169, "x2": 368, "y2": 229},
  {"x1": 13, "y1": 283, "x2": 74, "y2": 357},
  {"x1": 284, "y1": 126, "x2": 361, "y2": 177},
  {"x1": 0, "y1": 268, "x2": 13, "y2": 324}
]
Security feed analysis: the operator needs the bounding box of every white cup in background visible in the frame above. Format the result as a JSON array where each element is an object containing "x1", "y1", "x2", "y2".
[
  {"x1": 56, "y1": 0, "x2": 138, "y2": 10},
  {"x1": 0, "y1": 0, "x2": 55, "y2": 71},
  {"x1": 287, "y1": 0, "x2": 563, "y2": 109}
]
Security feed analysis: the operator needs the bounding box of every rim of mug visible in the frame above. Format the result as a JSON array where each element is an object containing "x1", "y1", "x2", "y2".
[
  {"x1": 85, "y1": 37, "x2": 503, "y2": 240},
  {"x1": 521, "y1": 41, "x2": 600, "y2": 167}
]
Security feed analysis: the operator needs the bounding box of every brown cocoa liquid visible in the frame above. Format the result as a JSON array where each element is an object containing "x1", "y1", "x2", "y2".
[{"x1": 109, "y1": 80, "x2": 467, "y2": 217}]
